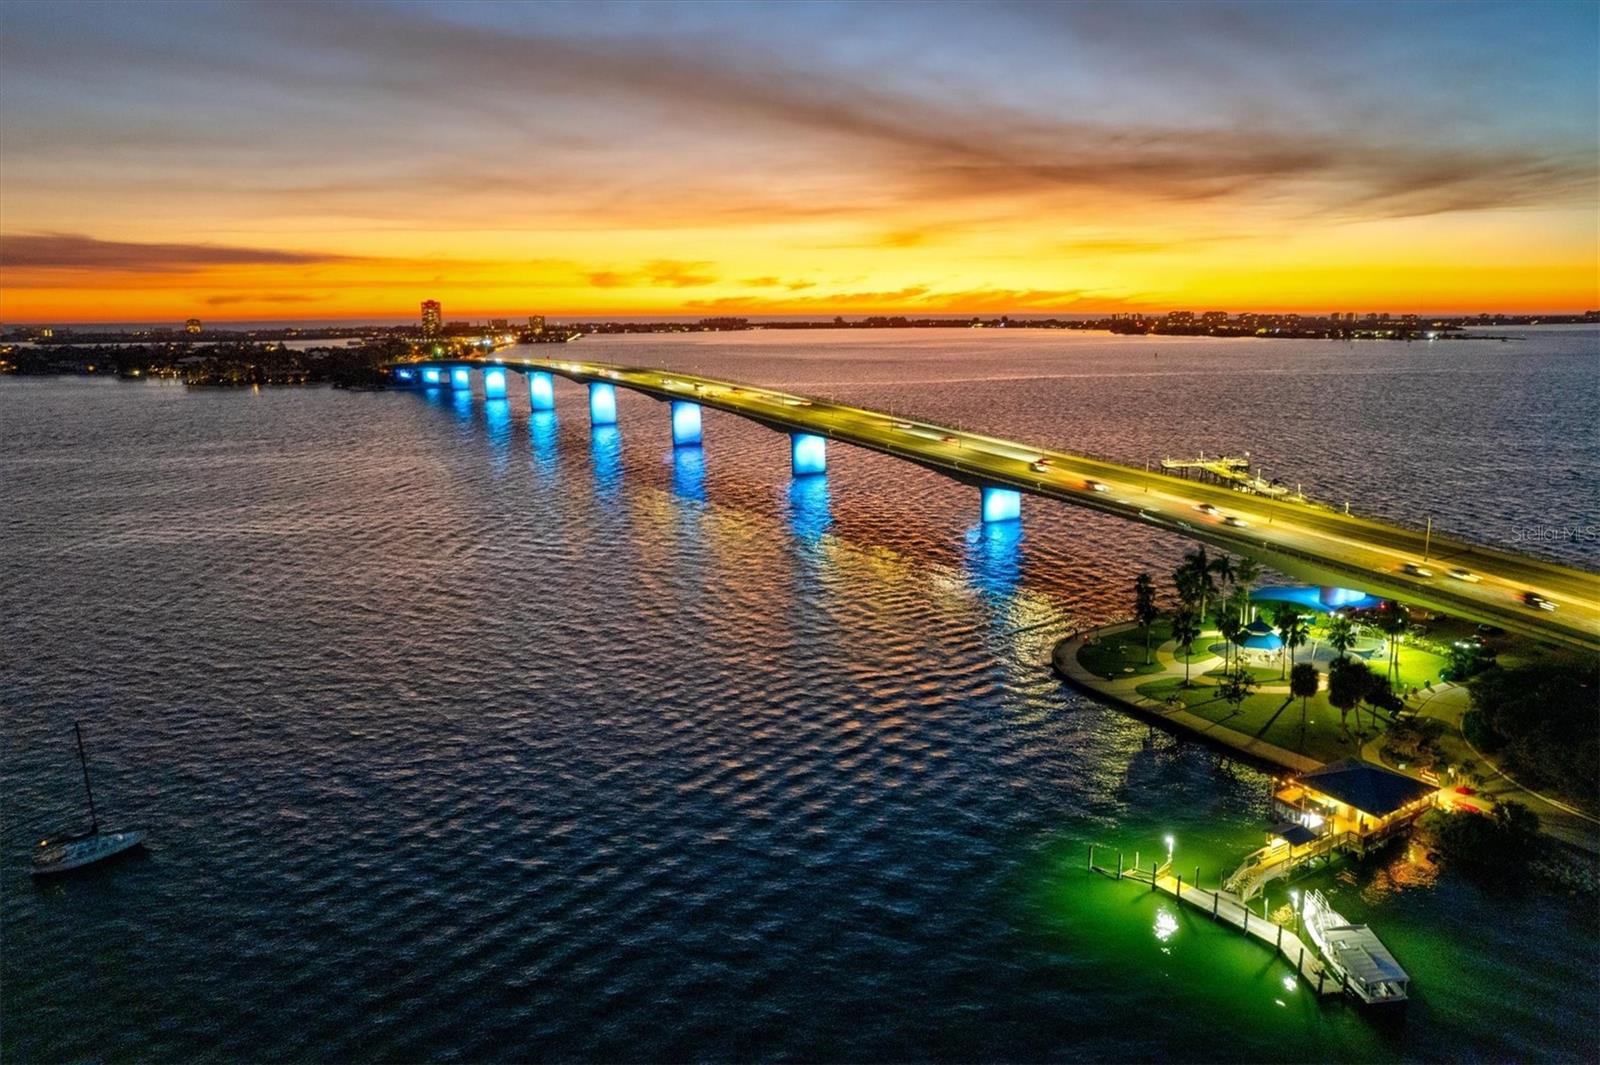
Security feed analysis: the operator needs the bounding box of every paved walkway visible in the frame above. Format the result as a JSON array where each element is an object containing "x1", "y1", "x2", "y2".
[
  {"x1": 1054, "y1": 623, "x2": 1321, "y2": 773},
  {"x1": 1057, "y1": 622, "x2": 1600, "y2": 854},
  {"x1": 1361, "y1": 684, "x2": 1600, "y2": 854}
]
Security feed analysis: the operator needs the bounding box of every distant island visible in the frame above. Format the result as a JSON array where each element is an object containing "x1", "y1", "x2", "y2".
[{"x1": 2, "y1": 310, "x2": 1594, "y2": 385}]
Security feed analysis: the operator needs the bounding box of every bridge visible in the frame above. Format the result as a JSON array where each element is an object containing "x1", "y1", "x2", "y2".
[{"x1": 384, "y1": 355, "x2": 1600, "y2": 653}]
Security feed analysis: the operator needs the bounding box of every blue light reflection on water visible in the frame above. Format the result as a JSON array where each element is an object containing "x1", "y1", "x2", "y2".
[
  {"x1": 963, "y1": 519, "x2": 1023, "y2": 600},
  {"x1": 590, "y1": 425, "x2": 623, "y2": 498},
  {"x1": 672, "y1": 446, "x2": 706, "y2": 503},
  {"x1": 484, "y1": 399, "x2": 511, "y2": 472},
  {"x1": 787, "y1": 474, "x2": 832, "y2": 543},
  {"x1": 529, "y1": 410, "x2": 559, "y2": 474}
]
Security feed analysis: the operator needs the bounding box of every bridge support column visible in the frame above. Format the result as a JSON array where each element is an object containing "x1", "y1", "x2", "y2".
[
  {"x1": 449, "y1": 366, "x2": 471, "y2": 392},
  {"x1": 791, "y1": 433, "x2": 827, "y2": 476},
  {"x1": 391, "y1": 366, "x2": 420, "y2": 387},
  {"x1": 588, "y1": 382, "x2": 618, "y2": 426},
  {"x1": 483, "y1": 366, "x2": 508, "y2": 400},
  {"x1": 527, "y1": 371, "x2": 555, "y2": 411},
  {"x1": 420, "y1": 365, "x2": 445, "y2": 386},
  {"x1": 980, "y1": 486, "x2": 1022, "y2": 523},
  {"x1": 670, "y1": 401, "x2": 702, "y2": 447}
]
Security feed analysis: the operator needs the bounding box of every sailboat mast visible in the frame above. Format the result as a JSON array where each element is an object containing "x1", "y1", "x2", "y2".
[{"x1": 73, "y1": 721, "x2": 98, "y2": 834}]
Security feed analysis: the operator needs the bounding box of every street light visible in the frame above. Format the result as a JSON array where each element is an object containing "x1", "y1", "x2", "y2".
[{"x1": 1164, "y1": 835, "x2": 1175, "y2": 864}]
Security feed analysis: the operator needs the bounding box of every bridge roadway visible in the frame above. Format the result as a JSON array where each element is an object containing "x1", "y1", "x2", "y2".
[{"x1": 393, "y1": 354, "x2": 1600, "y2": 653}]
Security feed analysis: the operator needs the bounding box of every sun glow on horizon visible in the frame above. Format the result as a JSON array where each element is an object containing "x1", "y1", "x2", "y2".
[{"x1": 1, "y1": 1, "x2": 1595, "y2": 323}]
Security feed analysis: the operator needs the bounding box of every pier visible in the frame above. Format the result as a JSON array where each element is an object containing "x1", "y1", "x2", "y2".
[
  {"x1": 1089, "y1": 845, "x2": 1342, "y2": 997},
  {"x1": 1159, "y1": 454, "x2": 1298, "y2": 499}
]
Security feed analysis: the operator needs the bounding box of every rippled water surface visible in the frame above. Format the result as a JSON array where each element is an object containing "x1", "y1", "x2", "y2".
[{"x1": 4, "y1": 329, "x2": 1598, "y2": 1062}]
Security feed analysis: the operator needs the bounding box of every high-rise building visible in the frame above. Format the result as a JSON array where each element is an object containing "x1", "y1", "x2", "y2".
[
  {"x1": 421, "y1": 299, "x2": 442, "y2": 337},
  {"x1": 489, "y1": 318, "x2": 509, "y2": 330},
  {"x1": 527, "y1": 315, "x2": 545, "y2": 333},
  {"x1": 185, "y1": 318, "x2": 203, "y2": 335}
]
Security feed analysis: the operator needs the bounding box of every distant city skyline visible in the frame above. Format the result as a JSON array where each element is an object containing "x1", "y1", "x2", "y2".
[{"x1": 0, "y1": 0, "x2": 1596, "y2": 322}]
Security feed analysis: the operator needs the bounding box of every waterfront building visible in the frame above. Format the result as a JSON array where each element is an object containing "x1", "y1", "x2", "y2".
[
  {"x1": 421, "y1": 299, "x2": 442, "y2": 337},
  {"x1": 1271, "y1": 758, "x2": 1438, "y2": 851},
  {"x1": 489, "y1": 318, "x2": 508, "y2": 330},
  {"x1": 528, "y1": 315, "x2": 545, "y2": 332},
  {"x1": 185, "y1": 318, "x2": 202, "y2": 335}
]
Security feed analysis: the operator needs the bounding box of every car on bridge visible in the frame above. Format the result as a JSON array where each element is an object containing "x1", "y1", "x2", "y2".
[
  {"x1": 1196, "y1": 503, "x2": 1219, "y2": 515},
  {"x1": 1223, "y1": 515, "x2": 1249, "y2": 528},
  {"x1": 1085, "y1": 480, "x2": 1111, "y2": 493},
  {"x1": 1401, "y1": 563, "x2": 1434, "y2": 578},
  {"x1": 1522, "y1": 591, "x2": 1557, "y2": 612},
  {"x1": 1447, "y1": 567, "x2": 1481, "y2": 582}
]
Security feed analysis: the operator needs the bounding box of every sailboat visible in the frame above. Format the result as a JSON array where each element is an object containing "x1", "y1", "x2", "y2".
[{"x1": 31, "y1": 722, "x2": 147, "y2": 876}]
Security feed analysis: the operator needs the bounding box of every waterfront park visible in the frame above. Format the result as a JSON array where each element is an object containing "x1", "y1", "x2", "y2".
[{"x1": 1058, "y1": 546, "x2": 1598, "y2": 853}]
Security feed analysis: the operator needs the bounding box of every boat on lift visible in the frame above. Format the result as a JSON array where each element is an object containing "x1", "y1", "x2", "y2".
[
  {"x1": 31, "y1": 722, "x2": 146, "y2": 876},
  {"x1": 1300, "y1": 889, "x2": 1409, "y2": 1005}
]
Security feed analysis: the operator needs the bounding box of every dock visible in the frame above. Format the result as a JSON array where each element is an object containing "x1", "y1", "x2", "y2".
[
  {"x1": 1089, "y1": 845, "x2": 1342, "y2": 997},
  {"x1": 1159, "y1": 453, "x2": 1298, "y2": 499}
]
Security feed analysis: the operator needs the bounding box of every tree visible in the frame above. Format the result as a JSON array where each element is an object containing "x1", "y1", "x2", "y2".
[
  {"x1": 1232, "y1": 556, "x2": 1263, "y2": 623},
  {"x1": 1376, "y1": 601, "x2": 1409, "y2": 688},
  {"x1": 1275, "y1": 606, "x2": 1308, "y2": 679},
  {"x1": 1290, "y1": 662, "x2": 1320, "y2": 747},
  {"x1": 1134, "y1": 573, "x2": 1160, "y2": 665},
  {"x1": 1327, "y1": 614, "x2": 1357, "y2": 660},
  {"x1": 1328, "y1": 657, "x2": 1365, "y2": 736},
  {"x1": 1177, "y1": 546, "x2": 1218, "y2": 621},
  {"x1": 1217, "y1": 610, "x2": 1243, "y2": 672},
  {"x1": 1210, "y1": 553, "x2": 1237, "y2": 605},
  {"x1": 1171, "y1": 606, "x2": 1201, "y2": 686},
  {"x1": 1217, "y1": 663, "x2": 1257, "y2": 716}
]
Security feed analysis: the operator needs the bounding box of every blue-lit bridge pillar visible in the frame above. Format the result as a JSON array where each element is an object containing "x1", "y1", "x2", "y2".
[
  {"x1": 391, "y1": 366, "x2": 420, "y2": 387},
  {"x1": 589, "y1": 382, "x2": 618, "y2": 426},
  {"x1": 791, "y1": 433, "x2": 827, "y2": 476},
  {"x1": 420, "y1": 365, "x2": 446, "y2": 387},
  {"x1": 980, "y1": 485, "x2": 1022, "y2": 524},
  {"x1": 670, "y1": 401, "x2": 702, "y2": 447},
  {"x1": 483, "y1": 366, "x2": 508, "y2": 400},
  {"x1": 449, "y1": 366, "x2": 472, "y2": 392},
  {"x1": 528, "y1": 371, "x2": 555, "y2": 411}
]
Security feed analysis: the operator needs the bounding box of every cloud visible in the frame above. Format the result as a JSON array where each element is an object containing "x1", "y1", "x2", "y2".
[
  {"x1": 589, "y1": 260, "x2": 718, "y2": 289},
  {"x1": 203, "y1": 292, "x2": 322, "y2": 306},
  {"x1": 0, "y1": 233, "x2": 354, "y2": 272}
]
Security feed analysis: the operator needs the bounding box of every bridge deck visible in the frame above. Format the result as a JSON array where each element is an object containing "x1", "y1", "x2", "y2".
[{"x1": 388, "y1": 354, "x2": 1600, "y2": 651}]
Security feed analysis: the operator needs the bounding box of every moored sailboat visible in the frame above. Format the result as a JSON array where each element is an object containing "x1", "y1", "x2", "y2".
[{"x1": 31, "y1": 722, "x2": 146, "y2": 876}]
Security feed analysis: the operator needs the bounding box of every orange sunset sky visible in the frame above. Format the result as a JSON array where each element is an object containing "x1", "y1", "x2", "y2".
[{"x1": 1, "y1": 1, "x2": 1596, "y2": 323}]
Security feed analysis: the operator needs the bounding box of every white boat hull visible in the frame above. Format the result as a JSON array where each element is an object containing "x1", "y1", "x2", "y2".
[{"x1": 31, "y1": 830, "x2": 146, "y2": 875}]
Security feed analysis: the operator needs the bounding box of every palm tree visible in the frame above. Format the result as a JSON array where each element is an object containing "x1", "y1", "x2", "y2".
[
  {"x1": 1179, "y1": 546, "x2": 1218, "y2": 622},
  {"x1": 1275, "y1": 606, "x2": 1308, "y2": 679},
  {"x1": 1134, "y1": 573, "x2": 1160, "y2": 664},
  {"x1": 1290, "y1": 662, "x2": 1319, "y2": 749},
  {"x1": 1232, "y1": 556, "x2": 1263, "y2": 623},
  {"x1": 1376, "y1": 602, "x2": 1408, "y2": 689},
  {"x1": 1172, "y1": 606, "x2": 1201, "y2": 686},
  {"x1": 1210, "y1": 553, "x2": 1237, "y2": 606},
  {"x1": 1327, "y1": 657, "x2": 1364, "y2": 738},
  {"x1": 1217, "y1": 610, "x2": 1243, "y2": 672},
  {"x1": 1327, "y1": 614, "x2": 1357, "y2": 660}
]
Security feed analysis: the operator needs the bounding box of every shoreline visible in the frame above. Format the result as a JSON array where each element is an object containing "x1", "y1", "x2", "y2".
[{"x1": 1051, "y1": 621, "x2": 1321, "y2": 775}]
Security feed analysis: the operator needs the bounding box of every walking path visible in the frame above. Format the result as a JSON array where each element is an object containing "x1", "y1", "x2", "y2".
[
  {"x1": 1052, "y1": 620, "x2": 1598, "y2": 853},
  {"x1": 1053, "y1": 623, "x2": 1321, "y2": 773},
  {"x1": 1360, "y1": 684, "x2": 1600, "y2": 854}
]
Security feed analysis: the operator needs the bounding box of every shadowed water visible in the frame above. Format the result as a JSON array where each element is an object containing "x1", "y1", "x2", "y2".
[{"x1": 3, "y1": 329, "x2": 1597, "y2": 1062}]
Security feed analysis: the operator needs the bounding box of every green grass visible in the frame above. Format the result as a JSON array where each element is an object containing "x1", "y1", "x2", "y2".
[
  {"x1": 1135, "y1": 675, "x2": 1389, "y2": 765},
  {"x1": 1077, "y1": 621, "x2": 1170, "y2": 679}
]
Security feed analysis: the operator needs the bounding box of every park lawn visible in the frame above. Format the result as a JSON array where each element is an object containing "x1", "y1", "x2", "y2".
[
  {"x1": 1135, "y1": 675, "x2": 1384, "y2": 765},
  {"x1": 1203, "y1": 659, "x2": 1284, "y2": 683},
  {"x1": 1078, "y1": 621, "x2": 1170, "y2": 679}
]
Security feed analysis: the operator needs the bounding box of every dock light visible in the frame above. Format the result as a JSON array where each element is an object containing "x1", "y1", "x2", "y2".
[{"x1": 1164, "y1": 835, "x2": 1175, "y2": 861}]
